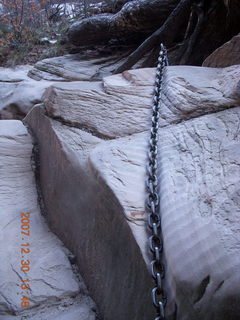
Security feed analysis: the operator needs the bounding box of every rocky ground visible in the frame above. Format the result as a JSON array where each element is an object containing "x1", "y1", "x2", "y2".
[{"x1": 0, "y1": 33, "x2": 239, "y2": 320}]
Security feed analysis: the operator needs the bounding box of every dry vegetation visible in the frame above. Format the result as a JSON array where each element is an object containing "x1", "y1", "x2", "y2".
[{"x1": 0, "y1": 0, "x2": 105, "y2": 66}]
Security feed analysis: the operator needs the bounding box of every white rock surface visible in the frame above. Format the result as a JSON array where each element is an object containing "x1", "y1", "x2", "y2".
[
  {"x1": 0, "y1": 65, "x2": 31, "y2": 82},
  {"x1": 43, "y1": 65, "x2": 240, "y2": 138},
  {"x1": 28, "y1": 52, "x2": 129, "y2": 81},
  {"x1": 0, "y1": 52, "x2": 131, "y2": 119},
  {"x1": 0, "y1": 66, "x2": 55, "y2": 119},
  {"x1": 0, "y1": 120, "x2": 96, "y2": 319},
  {"x1": 0, "y1": 80, "x2": 52, "y2": 117},
  {"x1": 89, "y1": 107, "x2": 240, "y2": 319},
  {"x1": 24, "y1": 64, "x2": 240, "y2": 320}
]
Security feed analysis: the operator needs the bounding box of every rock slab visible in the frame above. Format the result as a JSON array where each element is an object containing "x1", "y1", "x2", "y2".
[
  {"x1": 43, "y1": 65, "x2": 240, "y2": 138},
  {"x1": 0, "y1": 120, "x2": 96, "y2": 319},
  {"x1": 24, "y1": 106, "x2": 154, "y2": 320},
  {"x1": 24, "y1": 65, "x2": 240, "y2": 320}
]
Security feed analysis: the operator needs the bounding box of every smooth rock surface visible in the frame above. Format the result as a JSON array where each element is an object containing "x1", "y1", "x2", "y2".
[
  {"x1": 43, "y1": 65, "x2": 240, "y2": 138},
  {"x1": 0, "y1": 120, "x2": 96, "y2": 319},
  {"x1": 24, "y1": 64, "x2": 240, "y2": 320},
  {"x1": 203, "y1": 34, "x2": 240, "y2": 67},
  {"x1": 0, "y1": 65, "x2": 31, "y2": 82},
  {"x1": 88, "y1": 106, "x2": 240, "y2": 319},
  {"x1": 24, "y1": 106, "x2": 155, "y2": 320}
]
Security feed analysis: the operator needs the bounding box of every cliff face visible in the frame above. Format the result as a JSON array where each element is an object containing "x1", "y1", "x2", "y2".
[{"x1": 0, "y1": 34, "x2": 240, "y2": 320}]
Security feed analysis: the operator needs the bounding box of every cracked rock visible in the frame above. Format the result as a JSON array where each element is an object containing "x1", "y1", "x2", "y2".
[
  {"x1": 24, "y1": 65, "x2": 240, "y2": 320},
  {"x1": 28, "y1": 52, "x2": 129, "y2": 82},
  {"x1": 42, "y1": 65, "x2": 240, "y2": 139}
]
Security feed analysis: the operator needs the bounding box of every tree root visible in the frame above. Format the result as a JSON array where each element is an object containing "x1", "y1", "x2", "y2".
[
  {"x1": 179, "y1": 1, "x2": 205, "y2": 64},
  {"x1": 114, "y1": 0, "x2": 193, "y2": 74}
]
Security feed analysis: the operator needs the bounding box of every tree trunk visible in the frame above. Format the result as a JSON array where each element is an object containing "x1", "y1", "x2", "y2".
[
  {"x1": 68, "y1": 0, "x2": 180, "y2": 46},
  {"x1": 114, "y1": 0, "x2": 192, "y2": 73},
  {"x1": 67, "y1": 0, "x2": 240, "y2": 70}
]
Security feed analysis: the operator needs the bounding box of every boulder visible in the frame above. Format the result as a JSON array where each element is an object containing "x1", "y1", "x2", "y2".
[
  {"x1": 203, "y1": 34, "x2": 240, "y2": 67},
  {"x1": 24, "y1": 65, "x2": 240, "y2": 320},
  {"x1": 0, "y1": 80, "x2": 52, "y2": 119},
  {"x1": 0, "y1": 120, "x2": 96, "y2": 319}
]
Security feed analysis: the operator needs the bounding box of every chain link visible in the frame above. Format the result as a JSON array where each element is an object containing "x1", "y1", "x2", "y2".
[{"x1": 146, "y1": 43, "x2": 168, "y2": 319}]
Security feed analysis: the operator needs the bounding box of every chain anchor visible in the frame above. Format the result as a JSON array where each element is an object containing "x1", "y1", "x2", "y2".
[{"x1": 146, "y1": 43, "x2": 168, "y2": 320}]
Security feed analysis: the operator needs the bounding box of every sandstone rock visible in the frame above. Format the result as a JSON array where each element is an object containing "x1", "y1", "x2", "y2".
[
  {"x1": 24, "y1": 64, "x2": 240, "y2": 320},
  {"x1": 1, "y1": 296, "x2": 96, "y2": 320},
  {"x1": 43, "y1": 65, "x2": 240, "y2": 138},
  {"x1": 0, "y1": 80, "x2": 52, "y2": 119},
  {"x1": 90, "y1": 107, "x2": 240, "y2": 319},
  {"x1": 24, "y1": 106, "x2": 155, "y2": 320},
  {"x1": 0, "y1": 65, "x2": 31, "y2": 82},
  {"x1": 0, "y1": 120, "x2": 96, "y2": 319},
  {"x1": 203, "y1": 34, "x2": 240, "y2": 67},
  {"x1": 0, "y1": 65, "x2": 55, "y2": 119},
  {"x1": 28, "y1": 52, "x2": 129, "y2": 82}
]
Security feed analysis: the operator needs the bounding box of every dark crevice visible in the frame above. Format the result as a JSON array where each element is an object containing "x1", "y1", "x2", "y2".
[
  {"x1": 193, "y1": 275, "x2": 210, "y2": 304},
  {"x1": 173, "y1": 302, "x2": 178, "y2": 320},
  {"x1": 214, "y1": 280, "x2": 224, "y2": 293},
  {"x1": 46, "y1": 112, "x2": 114, "y2": 141},
  {"x1": 24, "y1": 123, "x2": 48, "y2": 217},
  {"x1": 162, "y1": 104, "x2": 240, "y2": 129},
  {"x1": 0, "y1": 103, "x2": 26, "y2": 120}
]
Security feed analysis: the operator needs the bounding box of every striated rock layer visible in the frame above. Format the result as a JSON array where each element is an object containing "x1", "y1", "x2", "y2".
[
  {"x1": 0, "y1": 120, "x2": 96, "y2": 319},
  {"x1": 24, "y1": 65, "x2": 240, "y2": 320},
  {"x1": 28, "y1": 52, "x2": 130, "y2": 82}
]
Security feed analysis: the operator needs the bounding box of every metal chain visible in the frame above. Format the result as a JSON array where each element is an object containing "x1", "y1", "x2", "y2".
[{"x1": 146, "y1": 43, "x2": 168, "y2": 320}]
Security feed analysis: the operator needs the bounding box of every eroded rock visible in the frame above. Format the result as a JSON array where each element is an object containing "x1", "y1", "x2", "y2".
[
  {"x1": 0, "y1": 65, "x2": 31, "y2": 82},
  {"x1": 0, "y1": 120, "x2": 96, "y2": 319},
  {"x1": 28, "y1": 52, "x2": 129, "y2": 82},
  {"x1": 0, "y1": 66, "x2": 55, "y2": 119},
  {"x1": 89, "y1": 107, "x2": 240, "y2": 319},
  {"x1": 24, "y1": 106, "x2": 154, "y2": 320},
  {"x1": 43, "y1": 65, "x2": 240, "y2": 138},
  {"x1": 24, "y1": 65, "x2": 240, "y2": 320}
]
